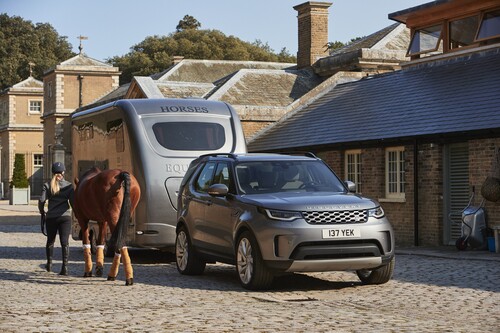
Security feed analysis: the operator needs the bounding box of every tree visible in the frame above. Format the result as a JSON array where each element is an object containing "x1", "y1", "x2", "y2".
[
  {"x1": 176, "y1": 15, "x2": 201, "y2": 32},
  {"x1": 10, "y1": 154, "x2": 29, "y2": 188},
  {"x1": 109, "y1": 19, "x2": 297, "y2": 85},
  {"x1": 327, "y1": 37, "x2": 366, "y2": 52},
  {"x1": 0, "y1": 14, "x2": 75, "y2": 90}
]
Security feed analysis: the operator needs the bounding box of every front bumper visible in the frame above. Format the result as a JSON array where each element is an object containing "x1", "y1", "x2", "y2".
[{"x1": 247, "y1": 215, "x2": 395, "y2": 273}]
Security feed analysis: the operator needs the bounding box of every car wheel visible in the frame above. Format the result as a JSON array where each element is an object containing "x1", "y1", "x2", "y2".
[
  {"x1": 236, "y1": 231, "x2": 274, "y2": 290},
  {"x1": 356, "y1": 256, "x2": 395, "y2": 285},
  {"x1": 175, "y1": 226, "x2": 205, "y2": 275}
]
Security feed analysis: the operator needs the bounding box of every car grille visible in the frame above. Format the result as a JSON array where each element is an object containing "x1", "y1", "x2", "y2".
[{"x1": 302, "y1": 210, "x2": 368, "y2": 224}]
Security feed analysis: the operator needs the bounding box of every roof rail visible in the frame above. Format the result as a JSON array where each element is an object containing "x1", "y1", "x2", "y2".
[
  {"x1": 280, "y1": 151, "x2": 318, "y2": 159},
  {"x1": 197, "y1": 153, "x2": 238, "y2": 159}
]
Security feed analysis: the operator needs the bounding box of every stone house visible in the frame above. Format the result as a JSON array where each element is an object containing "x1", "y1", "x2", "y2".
[
  {"x1": 0, "y1": 76, "x2": 44, "y2": 197},
  {"x1": 41, "y1": 53, "x2": 120, "y2": 182},
  {"x1": 248, "y1": 0, "x2": 500, "y2": 246}
]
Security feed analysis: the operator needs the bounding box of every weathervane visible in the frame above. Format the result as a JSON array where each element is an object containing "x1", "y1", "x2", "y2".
[
  {"x1": 28, "y1": 62, "x2": 35, "y2": 77},
  {"x1": 77, "y1": 35, "x2": 88, "y2": 54}
]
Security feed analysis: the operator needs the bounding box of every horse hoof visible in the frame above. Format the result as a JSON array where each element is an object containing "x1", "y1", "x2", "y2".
[
  {"x1": 107, "y1": 276, "x2": 116, "y2": 281},
  {"x1": 83, "y1": 272, "x2": 92, "y2": 278},
  {"x1": 125, "y1": 278, "x2": 133, "y2": 286},
  {"x1": 95, "y1": 266, "x2": 103, "y2": 277}
]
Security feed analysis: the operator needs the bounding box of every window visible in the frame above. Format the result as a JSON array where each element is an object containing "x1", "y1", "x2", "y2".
[
  {"x1": 29, "y1": 100, "x2": 42, "y2": 114},
  {"x1": 475, "y1": 9, "x2": 500, "y2": 41},
  {"x1": 386, "y1": 147, "x2": 405, "y2": 199},
  {"x1": 34, "y1": 154, "x2": 43, "y2": 167},
  {"x1": 345, "y1": 150, "x2": 362, "y2": 193},
  {"x1": 213, "y1": 162, "x2": 232, "y2": 190},
  {"x1": 449, "y1": 15, "x2": 479, "y2": 50},
  {"x1": 407, "y1": 24, "x2": 443, "y2": 56},
  {"x1": 152, "y1": 122, "x2": 226, "y2": 151},
  {"x1": 78, "y1": 122, "x2": 94, "y2": 141},
  {"x1": 195, "y1": 162, "x2": 216, "y2": 193},
  {"x1": 47, "y1": 82, "x2": 52, "y2": 98}
]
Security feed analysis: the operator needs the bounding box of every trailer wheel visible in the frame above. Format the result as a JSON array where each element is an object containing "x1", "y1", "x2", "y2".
[{"x1": 455, "y1": 236, "x2": 468, "y2": 251}]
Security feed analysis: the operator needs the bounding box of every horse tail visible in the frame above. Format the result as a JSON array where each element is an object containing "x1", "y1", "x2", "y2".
[{"x1": 111, "y1": 171, "x2": 132, "y2": 252}]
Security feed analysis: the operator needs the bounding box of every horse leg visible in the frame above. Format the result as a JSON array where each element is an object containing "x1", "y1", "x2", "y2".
[
  {"x1": 81, "y1": 222, "x2": 93, "y2": 277},
  {"x1": 121, "y1": 247, "x2": 134, "y2": 286},
  {"x1": 95, "y1": 245, "x2": 105, "y2": 277},
  {"x1": 95, "y1": 222, "x2": 107, "y2": 277},
  {"x1": 107, "y1": 252, "x2": 121, "y2": 281}
]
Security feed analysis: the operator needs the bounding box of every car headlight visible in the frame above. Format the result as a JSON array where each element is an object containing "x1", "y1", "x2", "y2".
[
  {"x1": 368, "y1": 206, "x2": 385, "y2": 219},
  {"x1": 264, "y1": 209, "x2": 302, "y2": 221}
]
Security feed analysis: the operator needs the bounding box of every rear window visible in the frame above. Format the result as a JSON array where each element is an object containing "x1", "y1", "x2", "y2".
[{"x1": 152, "y1": 122, "x2": 226, "y2": 151}]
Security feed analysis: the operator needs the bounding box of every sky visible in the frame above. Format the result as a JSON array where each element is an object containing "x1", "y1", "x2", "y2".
[{"x1": 2, "y1": 0, "x2": 431, "y2": 62}]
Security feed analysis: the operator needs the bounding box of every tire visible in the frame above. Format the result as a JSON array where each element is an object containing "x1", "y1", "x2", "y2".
[
  {"x1": 236, "y1": 231, "x2": 274, "y2": 290},
  {"x1": 175, "y1": 226, "x2": 205, "y2": 275},
  {"x1": 455, "y1": 236, "x2": 468, "y2": 251},
  {"x1": 356, "y1": 256, "x2": 395, "y2": 285}
]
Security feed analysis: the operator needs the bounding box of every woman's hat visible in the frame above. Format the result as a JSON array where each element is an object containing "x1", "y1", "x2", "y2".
[{"x1": 51, "y1": 162, "x2": 65, "y2": 174}]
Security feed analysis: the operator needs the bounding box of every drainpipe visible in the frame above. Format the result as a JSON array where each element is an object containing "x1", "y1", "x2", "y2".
[{"x1": 413, "y1": 140, "x2": 419, "y2": 246}]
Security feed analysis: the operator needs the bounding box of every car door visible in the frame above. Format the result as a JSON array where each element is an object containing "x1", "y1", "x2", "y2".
[
  {"x1": 202, "y1": 161, "x2": 237, "y2": 256},
  {"x1": 188, "y1": 161, "x2": 216, "y2": 248}
]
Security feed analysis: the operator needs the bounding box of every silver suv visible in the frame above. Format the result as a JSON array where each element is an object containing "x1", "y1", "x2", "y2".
[{"x1": 176, "y1": 153, "x2": 395, "y2": 290}]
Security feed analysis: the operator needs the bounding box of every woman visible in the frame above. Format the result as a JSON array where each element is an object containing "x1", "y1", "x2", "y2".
[{"x1": 38, "y1": 162, "x2": 74, "y2": 275}]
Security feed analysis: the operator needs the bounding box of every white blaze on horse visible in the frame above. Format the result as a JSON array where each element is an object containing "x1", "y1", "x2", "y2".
[{"x1": 73, "y1": 167, "x2": 141, "y2": 285}]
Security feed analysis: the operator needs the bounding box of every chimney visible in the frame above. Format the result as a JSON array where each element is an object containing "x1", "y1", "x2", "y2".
[{"x1": 294, "y1": 2, "x2": 332, "y2": 69}]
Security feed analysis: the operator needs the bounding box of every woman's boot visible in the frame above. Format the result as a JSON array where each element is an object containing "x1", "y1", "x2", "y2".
[
  {"x1": 59, "y1": 245, "x2": 69, "y2": 275},
  {"x1": 45, "y1": 244, "x2": 53, "y2": 272}
]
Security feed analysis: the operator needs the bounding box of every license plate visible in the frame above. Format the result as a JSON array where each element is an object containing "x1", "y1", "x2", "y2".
[{"x1": 322, "y1": 227, "x2": 361, "y2": 239}]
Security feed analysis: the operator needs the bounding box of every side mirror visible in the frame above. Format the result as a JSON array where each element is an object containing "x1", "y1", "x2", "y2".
[
  {"x1": 208, "y1": 184, "x2": 229, "y2": 197},
  {"x1": 344, "y1": 181, "x2": 356, "y2": 193}
]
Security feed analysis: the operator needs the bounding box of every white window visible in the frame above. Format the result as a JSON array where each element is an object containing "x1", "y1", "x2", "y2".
[
  {"x1": 345, "y1": 150, "x2": 362, "y2": 192},
  {"x1": 386, "y1": 147, "x2": 405, "y2": 199},
  {"x1": 29, "y1": 100, "x2": 42, "y2": 114},
  {"x1": 34, "y1": 154, "x2": 43, "y2": 167}
]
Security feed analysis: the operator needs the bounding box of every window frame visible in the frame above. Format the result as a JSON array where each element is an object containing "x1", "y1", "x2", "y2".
[
  {"x1": 474, "y1": 8, "x2": 500, "y2": 42},
  {"x1": 28, "y1": 99, "x2": 42, "y2": 114},
  {"x1": 385, "y1": 147, "x2": 406, "y2": 200},
  {"x1": 406, "y1": 23, "x2": 444, "y2": 57},
  {"x1": 344, "y1": 149, "x2": 362, "y2": 193}
]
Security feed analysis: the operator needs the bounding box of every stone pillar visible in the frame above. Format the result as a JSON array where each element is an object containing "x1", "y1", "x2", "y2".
[{"x1": 294, "y1": 1, "x2": 332, "y2": 69}]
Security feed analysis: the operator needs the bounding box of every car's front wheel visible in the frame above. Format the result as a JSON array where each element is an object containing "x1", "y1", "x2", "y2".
[
  {"x1": 236, "y1": 231, "x2": 274, "y2": 290},
  {"x1": 356, "y1": 256, "x2": 395, "y2": 285},
  {"x1": 175, "y1": 226, "x2": 206, "y2": 275}
]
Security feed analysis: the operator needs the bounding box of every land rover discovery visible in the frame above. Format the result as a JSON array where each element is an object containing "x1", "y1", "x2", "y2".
[{"x1": 175, "y1": 153, "x2": 395, "y2": 290}]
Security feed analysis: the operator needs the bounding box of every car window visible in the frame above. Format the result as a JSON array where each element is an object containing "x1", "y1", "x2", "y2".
[
  {"x1": 195, "y1": 162, "x2": 216, "y2": 193},
  {"x1": 235, "y1": 160, "x2": 345, "y2": 194},
  {"x1": 213, "y1": 162, "x2": 232, "y2": 190}
]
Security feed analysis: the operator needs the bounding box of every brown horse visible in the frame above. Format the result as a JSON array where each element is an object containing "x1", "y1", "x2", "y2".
[{"x1": 73, "y1": 167, "x2": 140, "y2": 285}]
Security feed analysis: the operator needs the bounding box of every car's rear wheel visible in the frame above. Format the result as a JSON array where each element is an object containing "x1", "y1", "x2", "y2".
[
  {"x1": 175, "y1": 226, "x2": 205, "y2": 275},
  {"x1": 356, "y1": 256, "x2": 395, "y2": 285},
  {"x1": 236, "y1": 231, "x2": 274, "y2": 290}
]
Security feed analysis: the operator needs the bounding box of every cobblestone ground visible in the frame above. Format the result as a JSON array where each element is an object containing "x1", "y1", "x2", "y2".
[{"x1": 0, "y1": 216, "x2": 499, "y2": 332}]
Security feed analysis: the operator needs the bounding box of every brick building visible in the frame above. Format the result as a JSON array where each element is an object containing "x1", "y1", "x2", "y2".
[{"x1": 249, "y1": 0, "x2": 500, "y2": 246}]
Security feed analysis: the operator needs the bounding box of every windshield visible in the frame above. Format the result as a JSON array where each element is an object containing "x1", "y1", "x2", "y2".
[{"x1": 235, "y1": 160, "x2": 345, "y2": 194}]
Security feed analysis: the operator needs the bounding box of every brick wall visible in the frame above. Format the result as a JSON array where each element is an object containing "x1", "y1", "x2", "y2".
[
  {"x1": 470, "y1": 138, "x2": 500, "y2": 227},
  {"x1": 294, "y1": 2, "x2": 331, "y2": 69}
]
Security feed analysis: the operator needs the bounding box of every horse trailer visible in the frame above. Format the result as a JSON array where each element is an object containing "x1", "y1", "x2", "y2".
[{"x1": 71, "y1": 98, "x2": 247, "y2": 252}]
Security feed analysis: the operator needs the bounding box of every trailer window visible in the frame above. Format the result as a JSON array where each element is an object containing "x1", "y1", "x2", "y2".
[{"x1": 152, "y1": 122, "x2": 226, "y2": 150}]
